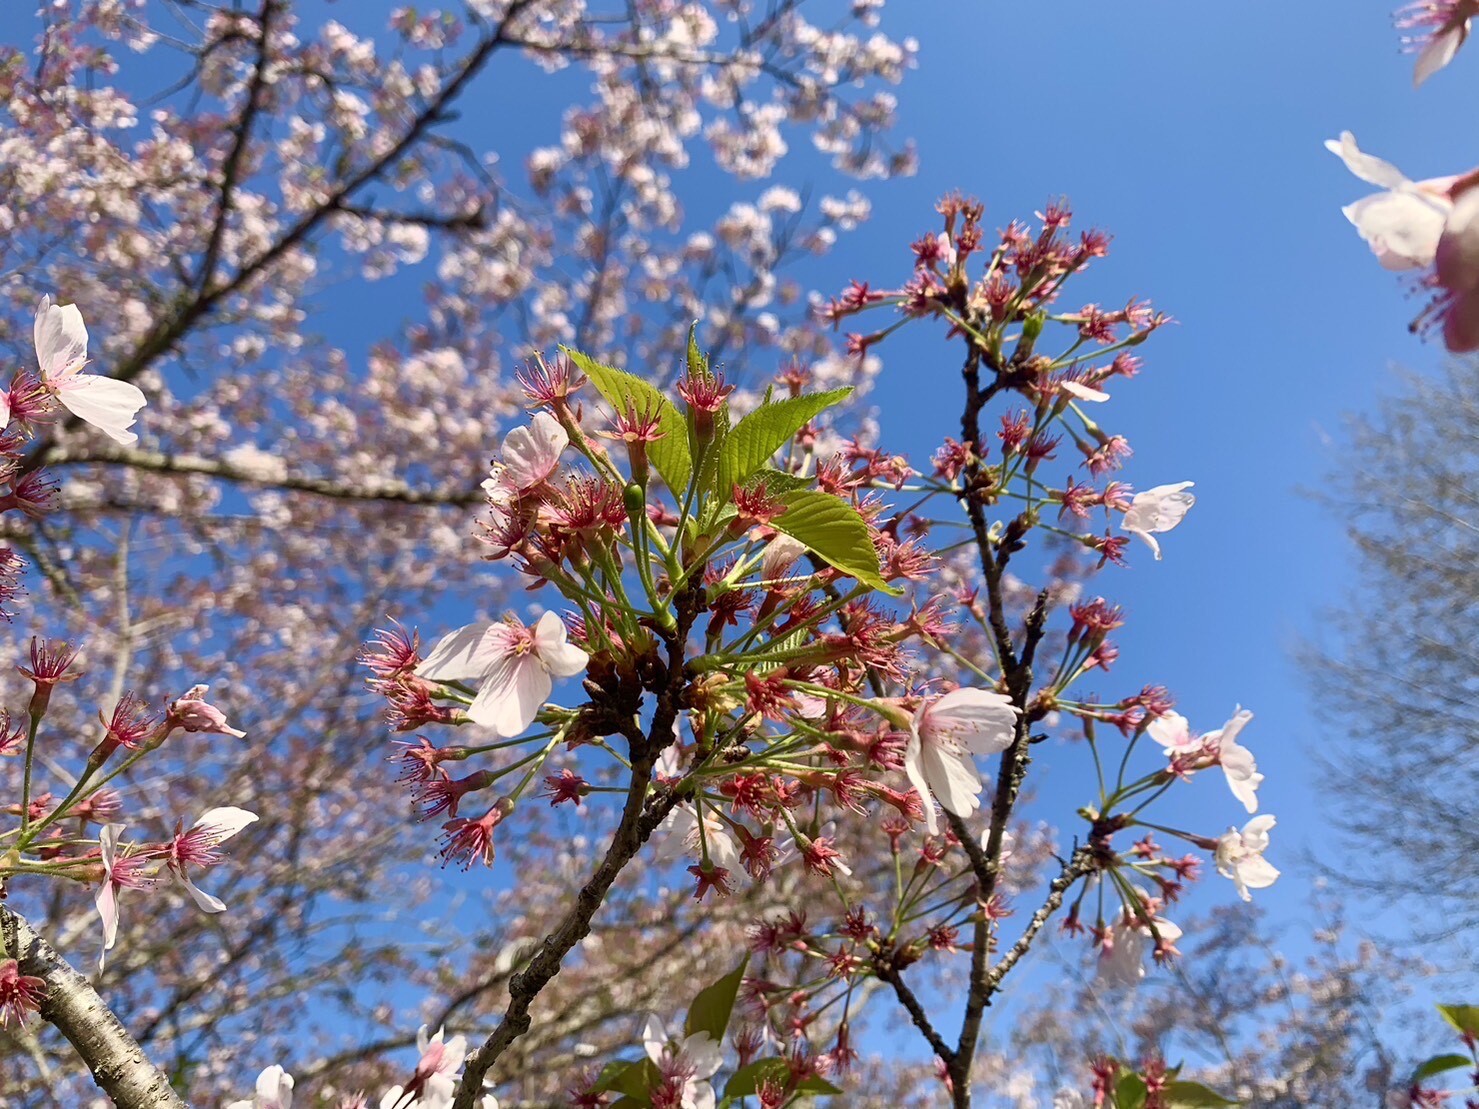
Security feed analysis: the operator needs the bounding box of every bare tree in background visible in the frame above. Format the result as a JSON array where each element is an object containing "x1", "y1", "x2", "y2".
[{"x1": 1306, "y1": 359, "x2": 1479, "y2": 939}]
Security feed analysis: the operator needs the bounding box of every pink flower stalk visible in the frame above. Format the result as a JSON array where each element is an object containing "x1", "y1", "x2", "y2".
[
  {"x1": 438, "y1": 799, "x2": 513, "y2": 869},
  {"x1": 1397, "y1": 0, "x2": 1478, "y2": 85},
  {"x1": 1327, "y1": 132, "x2": 1479, "y2": 350},
  {"x1": 166, "y1": 684, "x2": 247, "y2": 738},
  {"x1": 163, "y1": 806, "x2": 258, "y2": 912},
  {"x1": 1119, "y1": 482, "x2": 1195, "y2": 561},
  {"x1": 14, "y1": 296, "x2": 147, "y2": 445},
  {"x1": 18, "y1": 637, "x2": 81, "y2": 715},
  {"x1": 0, "y1": 959, "x2": 46, "y2": 1028},
  {"x1": 416, "y1": 612, "x2": 589, "y2": 735},
  {"x1": 903, "y1": 687, "x2": 1020, "y2": 834}
]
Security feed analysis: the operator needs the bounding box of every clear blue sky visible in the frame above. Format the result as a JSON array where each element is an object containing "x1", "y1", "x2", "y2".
[{"x1": 3, "y1": 0, "x2": 1468, "y2": 1076}]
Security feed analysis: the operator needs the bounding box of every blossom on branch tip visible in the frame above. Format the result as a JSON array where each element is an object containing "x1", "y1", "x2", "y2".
[
  {"x1": 417, "y1": 612, "x2": 588, "y2": 735},
  {"x1": 902, "y1": 687, "x2": 1019, "y2": 834},
  {"x1": 22, "y1": 296, "x2": 147, "y2": 444},
  {"x1": 0, "y1": 959, "x2": 45, "y2": 1028},
  {"x1": 641, "y1": 1014, "x2": 723, "y2": 1109},
  {"x1": 1119, "y1": 482, "x2": 1194, "y2": 561},
  {"x1": 1215, "y1": 815, "x2": 1280, "y2": 901},
  {"x1": 381, "y1": 1025, "x2": 467, "y2": 1109}
]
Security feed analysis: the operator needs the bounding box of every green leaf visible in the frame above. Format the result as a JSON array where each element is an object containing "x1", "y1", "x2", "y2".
[
  {"x1": 1412, "y1": 1053, "x2": 1474, "y2": 1083},
  {"x1": 592, "y1": 1059, "x2": 661, "y2": 1098},
  {"x1": 685, "y1": 958, "x2": 748, "y2": 1043},
  {"x1": 772, "y1": 489, "x2": 899, "y2": 595},
  {"x1": 715, "y1": 388, "x2": 852, "y2": 497},
  {"x1": 562, "y1": 347, "x2": 692, "y2": 494},
  {"x1": 1165, "y1": 1080, "x2": 1240, "y2": 1106},
  {"x1": 724, "y1": 1059, "x2": 789, "y2": 1098},
  {"x1": 744, "y1": 467, "x2": 813, "y2": 496},
  {"x1": 796, "y1": 1074, "x2": 845, "y2": 1097},
  {"x1": 1114, "y1": 1073, "x2": 1148, "y2": 1109},
  {"x1": 1439, "y1": 1004, "x2": 1479, "y2": 1038}
]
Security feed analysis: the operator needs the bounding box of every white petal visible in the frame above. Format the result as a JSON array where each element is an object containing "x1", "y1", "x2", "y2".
[
  {"x1": 918, "y1": 687, "x2": 1018, "y2": 756},
  {"x1": 920, "y1": 739, "x2": 983, "y2": 818},
  {"x1": 1344, "y1": 190, "x2": 1449, "y2": 270},
  {"x1": 902, "y1": 729, "x2": 939, "y2": 835},
  {"x1": 468, "y1": 653, "x2": 550, "y2": 735},
  {"x1": 1060, "y1": 380, "x2": 1109, "y2": 402},
  {"x1": 417, "y1": 623, "x2": 498, "y2": 683},
  {"x1": 532, "y1": 611, "x2": 589, "y2": 677},
  {"x1": 501, "y1": 412, "x2": 568, "y2": 490},
  {"x1": 57, "y1": 376, "x2": 147, "y2": 445},
  {"x1": 1436, "y1": 184, "x2": 1479, "y2": 293},
  {"x1": 1146, "y1": 712, "x2": 1194, "y2": 752},
  {"x1": 682, "y1": 1032, "x2": 724, "y2": 1079},
  {"x1": 1242, "y1": 813, "x2": 1277, "y2": 845},
  {"x1": 1414, "y1": 22, "x2": 1468, "y2": 86},
  {"x1": 1325, "y1": 132, "x2": 1411, "y2": 190},
  {"x1": 193, "y1": 806, "x2": 258, "y2": 842},
  {"x1": 641, "y1": 1014, "x2": 668, "y2": 1066},
  {"x1": 99, "y1": 823, "x2": 124, "y2": 873},
  {"x1": 1122, "y1": 482, "x2": 1195, "y2": 535},
  {"x1": 0, "y1": 391, "x2": 10, "y2": 431},
  {"x1": 94, "y1": 880, "x2": 119, "y2": 967},
  {"x1": 34, "y1": 296, "x2": 88, "y2": 379},
  {"x1": 1237, "y1": 855, "x2": 1280, "y2": 890},
  {"x1": 255, "y1": 1065, "x2": 294, "y2": 1109},
  {"x1": 180, "y1": 872, "x2": 227, "y2": 913}
]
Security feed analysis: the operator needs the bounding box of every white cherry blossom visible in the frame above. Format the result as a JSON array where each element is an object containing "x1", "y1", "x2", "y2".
[
  {"x1": 904, "y1": 687, "x2": 1019, "y2": 834},
  {"x1": 1216, "y1": 815, "x2": 1280, "y2": 901},
  {"x1": 26, "y1": 296, "x2": 147, "y2": 445},
  {"x1": 1120, "y1": 482, "x2": 1195, "y2": 560},
  {"x1": 417, "y1": 612, "x2": 589, "y2": 735}
]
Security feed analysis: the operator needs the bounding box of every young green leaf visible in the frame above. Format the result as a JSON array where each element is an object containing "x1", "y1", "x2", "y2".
[
  {"x1": 1164, "y1": 1080, "x2": 1240, "y2": 1107},
  {"x1": 715, "y1": 388, "x2": 852, "y2": 496},
  {"x1": 685, "y1": 959, "x2": 747, "y2": 1043},
  {"x1": 1114, "y1": 1072, "x2": 1149, "y2": 1109},
  {"x1": 1438, "y1": 1003, "x2": 1479, "y2": 1038},
  {"x1": 1411, "y1": 1053, "x2": 1473, "y2": 1084},
  {"x1": 562, "y1": 347, "x2": 692, "y2": 493},
  {"x1": 772, "y1": 489, "x2": 899, "y2": 595}
]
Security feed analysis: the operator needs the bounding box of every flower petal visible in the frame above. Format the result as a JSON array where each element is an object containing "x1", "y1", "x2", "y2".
[
  {"x1": 501, "y1": 412, "x2": 568, "y2": 490},
  {"x1": 468, "y1": 653, "x2": 551, "y2": 735},
  {"x1": 192, "y1": 806, "x2": 259, "y2": 842},
  {"x1": 417, "y1": 624, "x2": 498, "y2": 683},
  {"x1": 33, "y1": 296, "x2": 88, "y2": 380},
  {"x1": 58, "y1": 376, "x2": 147, "y2": 446},
  {"x1": 1414, "y1": 22, "x2": 1468, "y2": 86},
  {"x1": 532, "y1": 610, "x2": 589, "y2": 677},
  {"x1": 920, "y1": 738, "x2": 983, "y2": 818},
  {"x1": 918, "y1": 687, "x2": 1019, "y2": 756},
  {"x1": 1340, "y1": 190, "x2": 1448, "y2": 270},
  {"x1": 1325, "y1": 131, "x2": 1411, "y2": 190},
  {"x1": 902, "y1": 728, "x2": 939, "y2": 835},
  {"x1": 179, "y1": 872, "x2": 227, "y2": 913}
]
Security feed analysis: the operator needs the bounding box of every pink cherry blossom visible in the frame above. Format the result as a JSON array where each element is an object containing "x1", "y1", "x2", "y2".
[
  {"x1": 1097, "y1": 914, "x2": 1183, "y2": 987},
  {"x1": 164, "y1": 806, "x2": 259, "y2": 913},
  {"x1": 641, "y1": 1015, "x2": 723, "y2": 1109},
  {"x1": 381, "y1": 1025, "x2": 467, "y2": 1109},
  {"x1": 904, "y1": 687, "x2": 1019, "y2": 834},
  {"x1": 1120, "y1": 482, "x2": 1195, "y2": 561},
  {"x1": 1215, "y1": 815, "x2": 1280, "y2": 901},
  {"x1": 24, "y1": 296, "x2": 147, "y2": 445},
  {"x1": 166, "y1": 684, "x2": 248, "y2": 739},
  {"x1": 416, "y1": 612, "x2": 589, "y2": 735}
]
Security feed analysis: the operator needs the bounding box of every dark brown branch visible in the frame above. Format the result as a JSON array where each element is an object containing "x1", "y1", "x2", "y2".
[
  {"x1": 873, "y1": 958, "x2": 955, "y2": 1070},
  {"x1": 0, "y1": 906, "x2": 185, "y2": 1109}
]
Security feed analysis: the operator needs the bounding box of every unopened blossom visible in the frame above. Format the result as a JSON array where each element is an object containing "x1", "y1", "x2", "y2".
[
  {"x1": 227, "y1": 1065, "x2": 295, "y2": 1109},
  {"x1": 641, "y1": 1014, "x2": 723, "y2": 1109},
  {"x1": 166, "y1": 684, "x2": 247, "y2": 738},
  {"x1": 1119, "y1": 482, "x2": 1194, "y2": 560},
  {"x1": 164, "y1": 806, "x2": 258, "y2": 912},
  {"x1": 417, "y1": 612, "x2": 589, "y2": 735},
  {"x1": 17, "y1": 296, "x2": 147, "y2": 444},
  {"x1": 381, "y1": 1025, "x2": 467, "y2": 1108},
  {"x1": 0, "y1": 959, "x2": 46, "y2": 1028},
  {"x1": 1397, "y1": 0, "x2": 1478, "y2": 85},
  {"x1": 1327, "y1": 132, "x2": 1479, "y2": 350},
  {"x1": 903, "y1": 687, "x2": 1019, "y2": 834},
  {"x1": 1215, "y1": 815, "x2": 1280, "y2": 901}
]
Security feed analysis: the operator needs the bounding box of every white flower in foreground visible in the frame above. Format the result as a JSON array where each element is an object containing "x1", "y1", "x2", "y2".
[
  {"x1": 380, "y1": 1025, "x2": 467, "y2": 1109},
  {"x1": 226, "y1": 1064, "x2": 294, "y2": 1109},
  {"x1": 1327, "y1": 132, "x2": 1479, "y2": 351},
  {"x1": 904, "y1": 687, "x2": 1019, "y2": 834},
  {"x1": 641, "y1": 1015, "x2": 723, "y2": 1109},
  {"x1": 500, "y1": 411, "x2": 567, "y2": 491},
  {"x1": 1097, "y1": 914, "x2": 1182, "y2": 988},
  {"x1": 24, "y1": 296, "x2": 147, "y2": 444},
  {"x1": 1120, "y1": 481, "x2": 1195, "y2": 560},
  {"x1": 166, "y1": 806, "x2": 258, "y2": 913},
  {"x1": 1206, "y1": 707, "x2": 1262, "y2": 814},
  {"x1": 1215, "y1": 815, "x2": 1280, "y2": 902},
  {"x1": 417, "y1": 612, "x2": 589, "y2": 736},
  {"x1": 1146, "y1": 711, "x2": 1200, "y2": 757}
]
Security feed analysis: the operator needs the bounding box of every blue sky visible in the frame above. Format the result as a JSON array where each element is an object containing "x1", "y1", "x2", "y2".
[{"x1": 2, "y1": 0, "x2": 1469, "y2": 1079}]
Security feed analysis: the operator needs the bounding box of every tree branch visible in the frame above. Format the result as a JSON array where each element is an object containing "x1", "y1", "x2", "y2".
[{"x1": 0, "y1": 905, "x2": 185, "y2": 1109}]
